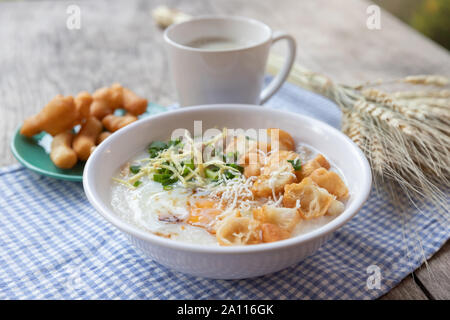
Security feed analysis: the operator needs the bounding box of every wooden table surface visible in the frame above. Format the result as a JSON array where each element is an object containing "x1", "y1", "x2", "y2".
[{"x1": 1, "y1": 0, "x2": 449, "y2": 299}]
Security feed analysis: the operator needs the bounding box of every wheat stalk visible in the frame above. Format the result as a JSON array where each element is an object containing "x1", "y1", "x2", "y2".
[
  {"x1": 403, "y1": 75, "x2": 449, "y2": 86},
  {"x1": 267, "y1": 54, "x2": 450, "y2": 214},
  {"x1": 392, "y1": 90, "x2": 450, "y2": 99}
]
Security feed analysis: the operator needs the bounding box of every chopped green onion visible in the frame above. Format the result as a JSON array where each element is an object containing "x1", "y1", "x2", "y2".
[
  {"x1": 227, "y1": 163, "x2": 244, "y2": 173},
  {"x1": 153, "y1": 173, "x2": 172, "y2": 183},
  {"x1": 208, "y1": 165, "x2": 220, "y2": 172},
  {"x1": 153, "y1": 165, "x2": 179, "y2": 186},
  {"x1": 129, "y1": 165, "x2": 141, "y2": 174},
  {"x1": 163, "y1": 185, "x2": 173, "y2": 190},
  {"x1": 288, "y1": 159, "x2": 302, "y2": 171},
  {"x1": 133, "y1": 180, "x2": 142, "y2": 187},
  {"x1": 168, "y1": 138, "x2": 182, "y2": 147},
  {"x1": 225, "y1": 151, "x2": 239, "y2": 162},
  {"x1": 182, "y1": 161, "x2": 195, "y2": 176},
  {"x1": 148, "y1": 149, "x2": 158, "y2": 158},
  {"x1": 223, "y1": 170, "x2": 236, "y2": 180},
  {"x1": 149, "y1": 141, "x2": 168, "y2": 150},
  {"x1": 148, "y1": 141, "x2": 168, "y2": 158},
  {"x1": 205, "y1": 168, "x2": 220, "y2": 180},
  {"x1": 157, "y1": 165, "x2": 172, "y2": 175},
  {"x1": 161, "y1": 178, "x2": 178, "y2": 186}
]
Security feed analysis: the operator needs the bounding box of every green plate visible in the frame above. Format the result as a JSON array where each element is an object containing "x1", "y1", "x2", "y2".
[{"x1": 10, "y1": 102, "x2": 167, "y2": 182}]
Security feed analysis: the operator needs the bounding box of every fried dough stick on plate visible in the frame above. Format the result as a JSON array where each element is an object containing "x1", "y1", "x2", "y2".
[{"x1": 20, "y1": 95, "x2": 79, "y2": 137}]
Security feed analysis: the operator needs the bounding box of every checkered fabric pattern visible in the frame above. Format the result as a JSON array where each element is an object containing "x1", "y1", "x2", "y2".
[{"x1": 1, "y1": 82, "x2": 449, "y2": 299}]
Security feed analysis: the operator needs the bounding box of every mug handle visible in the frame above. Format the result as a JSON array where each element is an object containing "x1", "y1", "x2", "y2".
[{"x1": 259, "y1": 31, "x2": 296, "y2": 104}]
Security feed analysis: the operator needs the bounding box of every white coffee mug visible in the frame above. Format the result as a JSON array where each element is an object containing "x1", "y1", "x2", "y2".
[{"x1": 164, "y1": 16, "x2": 296, "y2": 106}]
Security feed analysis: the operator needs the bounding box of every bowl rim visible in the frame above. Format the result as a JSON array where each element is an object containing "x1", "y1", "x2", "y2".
[{"x1": 83, "y1": 104, "x2": 372, "y2": 254}]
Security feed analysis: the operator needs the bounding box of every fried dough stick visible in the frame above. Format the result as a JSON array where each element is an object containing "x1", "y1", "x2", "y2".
[
  {"x1": 20, "y1": 95, "x2": 79, "y2": 137},
  {"x1": 72, "y1": 117, "x2": 103, "y2": 160},
  {"x1": 102, "y1": 113, "x2": 138, "y2": 132},
  {"x1": 96, "y1": 131, "x2": 112, "y2": 144},
  {"x1": 90, "y1": 83, "x2": 124, "y2": 120},
  {"x1": 74, "y1": 91, "x2": 93, "y2": 119},
  {"x1": 122, "y1": 88, "x2": 148, "y2": 116},
  {"x1": 50, "y1": 132, "x2": 78, "y2": 169}
]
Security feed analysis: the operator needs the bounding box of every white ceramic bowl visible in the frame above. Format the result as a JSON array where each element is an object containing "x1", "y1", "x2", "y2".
[{"x1": 83, "y1": 105, "x2": 371, "y2": 279}]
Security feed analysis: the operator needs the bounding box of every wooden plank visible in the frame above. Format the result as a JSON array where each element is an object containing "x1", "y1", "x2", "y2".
[
  {"x1": 415, "y1": 240, "x2": 450, "y2": 300},
  {"x1": 380, "y1": 274, "x2": 428, "y2": 300},
  {"x1": 1, "y1": 0, "x2": 448, "y2": 299}
]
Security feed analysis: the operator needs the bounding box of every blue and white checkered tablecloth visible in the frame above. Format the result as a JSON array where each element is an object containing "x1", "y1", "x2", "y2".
[{"x1": 1, "y1": 81, "x2": 449, "y2": 299}]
